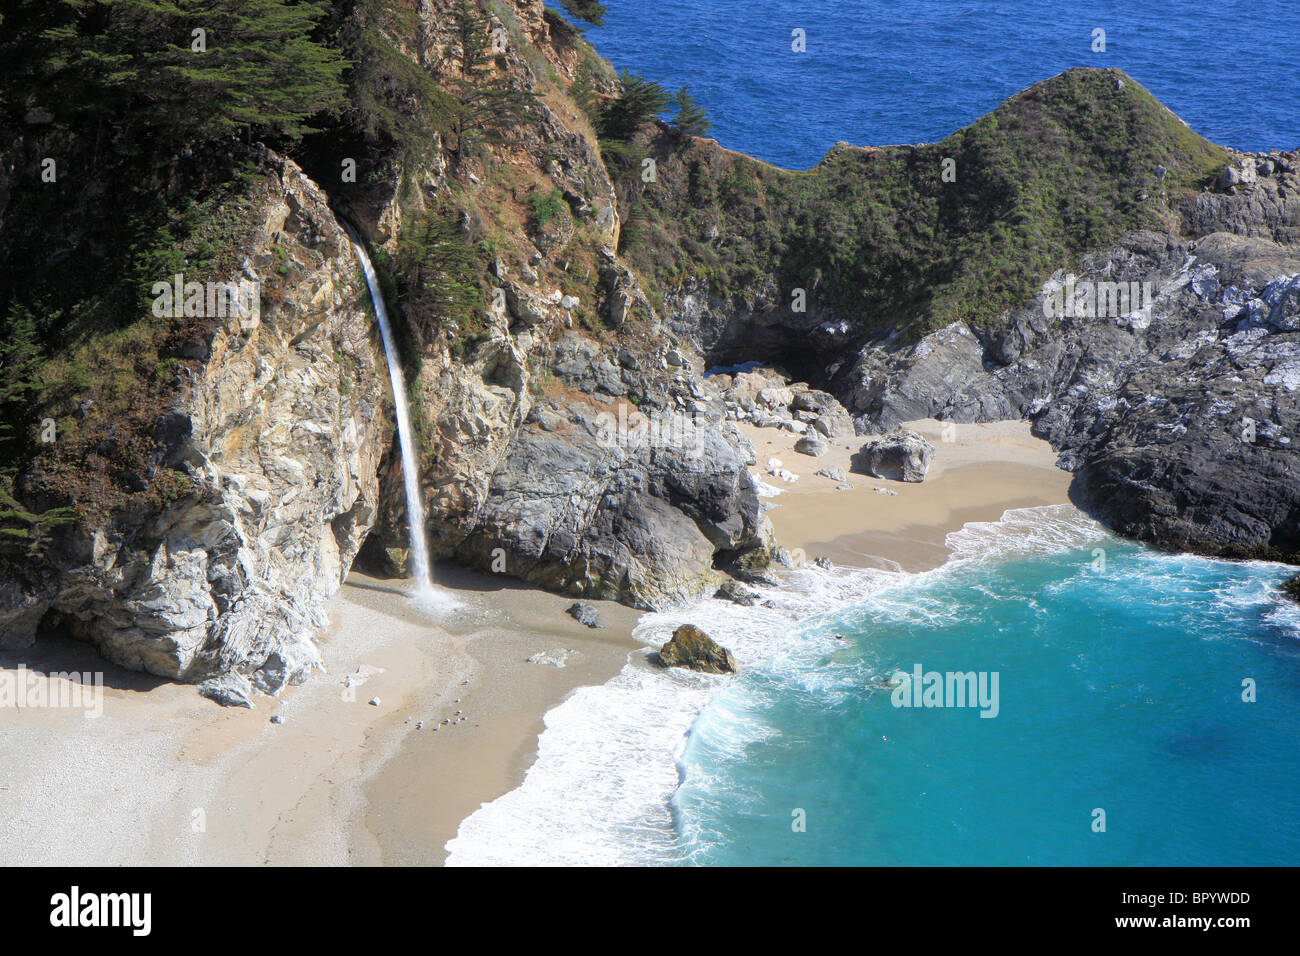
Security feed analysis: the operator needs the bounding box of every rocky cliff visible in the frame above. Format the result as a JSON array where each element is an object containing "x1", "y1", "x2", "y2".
[
  {"x1": 1, "y1": 0, "x2": 1296, "y2": 697},
  {"x1": 611, "y1": 71, "x2": 1300, "y2": 563},
  {"x1": 0, "y1": 0, "x2": 775, "y2": 693},
  {"x1": 0, "y1": 156, "x2": 389, "y2": 689}
]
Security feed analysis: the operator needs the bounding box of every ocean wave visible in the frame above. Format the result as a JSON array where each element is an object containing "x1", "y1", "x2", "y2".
[{"x1": 943, "y1": 504, "x2": 1111, "y2": 564}]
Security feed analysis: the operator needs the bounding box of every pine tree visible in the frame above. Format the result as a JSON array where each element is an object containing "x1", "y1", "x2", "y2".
[
  {"x1": 600, "y1": 70, "x2": 670, "y2": 141},
  {"x1": 670, "y1": 86, "x2": 713, "y2": 139},
  {"x1": 559, "y1": 1, "x2": 607, "y2": 26},
  {"x1": 671, "y1": 86, "x2": 713, "y2": 139},
  {"x1": 456, "y1": 0, "x2": 488, "y2": 77},
  {"x1": 0, "y1": 305, "x2": 44, "y2": 464},
  {"x1": 1, "y1": 0, "x2": 348, "y2": 146},
  {"x1": 338, "y1": 0, "x2": 459, "y2": 149},
  {"x1": 569, "y1": 60, "x2": 602, "y2": 126}
]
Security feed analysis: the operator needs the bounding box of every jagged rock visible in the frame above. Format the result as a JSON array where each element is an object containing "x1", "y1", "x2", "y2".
[
  {"x1": 816, "y1": 465, "x2": 848, "y2": 482},
  {"x1": 758, "y1": 385, "x2": 795, "y2": 408},
  {"x1": 249, "y1": 644, "x2": 321, "y2": 696},
  {"x1": 841, "y1": 322, "x2": 1015, "y2": 428},
  {"x1": 791, "y1": 389, "x2": 854, "y2": 436},
  {"x1": 724, "y1": 368, "x2": 787, "y2": 411},
  {"x1": 656, "y1": 624, "x2": 737, "y2": 674},
  {"x1": 384, "y1": 547, "x2": 411, "y2": 577},
  {"x1": 505, "y1": 285, "x2": 550, "y2": 326},
  {"x1": 772, "y1": 545, "x2": 802, "y2": 568},
  {"x1": 715, "y1": 579, "x2": 760, "y2": 606},
  {"x1": 726, "y1": 541, "x2": 782, "y2": 585},
  {"x1": 566, "y1": 601, "x2": 602, "y2": 628},
  {"x1": 1282, "y1": 575, "x2": 1300, "y2": 603},
  {"x1": 198, "y1": 673, "x2": 255, "y2": 709},
  {"x1": 853, "y1": 430, "x2": 935, "y2": 482},
  {"x1": 451, "y1": 396, "x2": 774, "y2": 609}
]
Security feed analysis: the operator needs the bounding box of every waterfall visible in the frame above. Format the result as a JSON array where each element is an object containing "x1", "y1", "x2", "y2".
[{"x1": 348, "y1": 234, "x2": 441, "y2": 604}]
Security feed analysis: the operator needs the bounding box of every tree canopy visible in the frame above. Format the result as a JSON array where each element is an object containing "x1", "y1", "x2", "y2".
[
  {"x1": 558, "y1": 1, "x2": 607, "y2": 27},
  {"x1": 600, "y1": 69, "x2": 670, "y2": 140},
  {"x1": 0, "y1": 0, "x2": 348, "y2": 146}
]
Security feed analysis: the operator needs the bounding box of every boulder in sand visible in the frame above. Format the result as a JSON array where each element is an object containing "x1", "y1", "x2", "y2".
[{"x1": 852, "y1": 429, "x2": 934, "y2": 482}]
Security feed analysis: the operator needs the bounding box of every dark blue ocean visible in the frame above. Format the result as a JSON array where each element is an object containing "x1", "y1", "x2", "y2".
[{"x1": 577, "y1": 0, "x2": 1299, "y2": 168}]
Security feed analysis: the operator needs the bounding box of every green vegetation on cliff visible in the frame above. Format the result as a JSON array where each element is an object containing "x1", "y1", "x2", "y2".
[
  {"x1": 0, "y1": 0, "x2": 353, "y2": 552},
  {"x1": 609, "y1": 68, "x2": 1228, "y2": 336}
]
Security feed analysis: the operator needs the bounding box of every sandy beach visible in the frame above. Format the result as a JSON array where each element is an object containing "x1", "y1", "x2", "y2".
[
  {"x1": 742, "y1": 418, "x2": 1075, "y2": 572},
  {"x1": 0, "y1": 417, "x2": 1075, "y2": 865},
  {"x1": 0, "y1": 569, "x2": 640, "y2": 865}
]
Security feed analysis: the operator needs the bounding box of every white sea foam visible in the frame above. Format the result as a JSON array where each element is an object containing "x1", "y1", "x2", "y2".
[
  {"x1": 943, "y1": 504, "x2": 1111, "y2": 564},
  {"x1": 442, "y1": 504, "x2": 1114, "y2": 866}
]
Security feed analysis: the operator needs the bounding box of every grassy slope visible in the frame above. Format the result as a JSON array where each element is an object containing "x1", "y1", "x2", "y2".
[{"x1": 612, "y1": 67, "x2": 1229, "y2": 337}]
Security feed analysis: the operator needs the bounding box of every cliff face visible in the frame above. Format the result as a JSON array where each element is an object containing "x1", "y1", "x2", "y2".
[
  {"x1": 828, "y1": 157, "x2": 1300, "y2": 560},
  {"x1": 0, "y1": 157, "x2": 390, "y2": 688},
  {"x1": 2, "y1": 0, "x2": 1297, "y2": 695},
  {"x1": 353, "y1": 0, "x2": 774, "y2": 608},
  {"x1": 610, "y1": 70, "x2": 1300, "y2": 563},
  {"x1": 0, "y1": 0, "x2": 776, "y2": 691}
]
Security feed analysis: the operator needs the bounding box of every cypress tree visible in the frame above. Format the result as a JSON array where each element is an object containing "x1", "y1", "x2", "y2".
[
  {"x1": 671, "y1": 85, "x2": 713, "y2": 139},
  {"x1": 559, "y1": 1, "x2": 607, "y2": 27},
  {"x1": 600, "y1": 70, "x2": 670, "y2": 141},
  {"x1": 1, "y1": 0, "x2": 348, "y2": 147}
]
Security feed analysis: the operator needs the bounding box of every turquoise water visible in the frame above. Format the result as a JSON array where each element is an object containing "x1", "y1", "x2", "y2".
[{"x1": 674, "y1": 541, "x2": 1300, "y2": 865}]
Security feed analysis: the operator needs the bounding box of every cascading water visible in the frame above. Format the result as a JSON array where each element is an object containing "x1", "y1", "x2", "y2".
[{"x1": 348, "y1": 233, "x2": 451, "y2": 609}]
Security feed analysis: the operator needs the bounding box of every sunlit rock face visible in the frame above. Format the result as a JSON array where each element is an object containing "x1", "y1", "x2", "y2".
[{"x1": 0, "y1": 158, "x2": 391, "y2": 690}]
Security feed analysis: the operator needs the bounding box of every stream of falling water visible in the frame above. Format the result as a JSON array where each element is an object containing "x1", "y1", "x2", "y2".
[{"x1": 349, "y1": 234, "x2": 456, "y2": 611}]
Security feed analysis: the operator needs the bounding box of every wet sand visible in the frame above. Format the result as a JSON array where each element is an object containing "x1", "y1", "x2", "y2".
[{"x1": 0, "y1": 568, "x2": 640, "y2": 866}]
